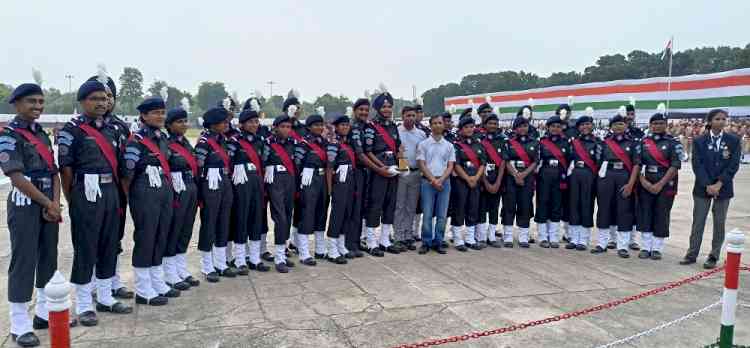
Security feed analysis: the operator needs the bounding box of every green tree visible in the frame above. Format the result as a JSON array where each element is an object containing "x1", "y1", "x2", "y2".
[
  {"x1": 147, "y1": 80, "x2": 193, "y2": 110},
  {"x1": 195, "y1": 82, "x2": 228, "y2": 111},
  {"x1": 119, "y1": 67, "x2": 144, "y2": 115},
  {"x1": 0, "y1": 84, "x2": 15, "y2": 114}
]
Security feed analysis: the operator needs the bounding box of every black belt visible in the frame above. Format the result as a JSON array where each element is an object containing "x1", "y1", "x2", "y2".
[
  {"x1": 607, "y1": 161, "x2": 627, "y2": 170},
  {"x1": 75, "y1": 173, "x2": 115, "y2": 183}
]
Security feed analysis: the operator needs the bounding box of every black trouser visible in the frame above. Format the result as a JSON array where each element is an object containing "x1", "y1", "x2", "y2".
[
  {"x1": 198, "y1": 173, "x2": 233, "y2": 252},
  {"x1": 568, "y1": 167, "x2": 596, "y2": 228},
  {"x1": 535, "y1": 166, "x2": 564, "y2": 223},
  {"x1": 130, "y1": 175, "x2": 174, "y2": 268},
  {"x1": 116, "y1": 187, "x2": 127, "y2": 254},
  {"x1": 269, "y1": 172, "x2": 295, "y2": 245},
  {"x1": 366, "y1": 172, "x2": 397, "y2": 227},
  {"x1": 165, "y1": 174, "x2": 198, "y2": 256},
  {"x1": 300, "y1": 171, "x2": 328, "y2": 234},
  {"x1": 70, "y1": 179, "x2": 120, "y2": 285},
  {"x1": 561, "y1": 186, "x2": 570, "y2": 223},
  {"x1": 637, "y1": 174, "x2": 675, "y2": 238},
  {"x1": 596, "y1": 168, "x2": 634, "y2": 231},
  {"x1": 7, "y1": 179, "x2": 58, "y2": 302},
  {"x1": 234, "y1": 171, "x2": 265, "y2": 242},
  {"x1": 452, "y1": 177, "x2": 481, "y2": 227},
  {"x1": 478, "y1": 178, "x2": 501, "y2": 225},
  {"x1": 346, "y1": 167, "x2": 366, "y2": 250},
  {"x1": 501, "y1": 174, "x2": 534, "y2": 228},
  {"x1": 328, "y1": 167, "x2": 356, "y2": 238},
  {"x1": 447, "y1": 176, "x2": 457, "y2": 219}
]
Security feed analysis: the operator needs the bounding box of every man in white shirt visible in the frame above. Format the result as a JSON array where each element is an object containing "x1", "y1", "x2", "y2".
[{"x1": 393, "y1": 106, "x2": 427, "y2": 251}]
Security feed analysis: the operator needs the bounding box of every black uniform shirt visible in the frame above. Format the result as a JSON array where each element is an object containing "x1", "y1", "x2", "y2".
[
  {"x1": 104, "y1": 112, "x2": 131, "y2": 152},
  {"x1": 364, "y1": 116, "x2": 401, "y2": 166},
  {"x1": 121, "y1": 125, "x2": 171, "y2": 180},
  {"x1": 262, "y1": 135, "x2": 296, "y2": 169},
  {"x1": 626, "y1": 125, "x2": 645, "y2": 141},
  {"x1": 327, "y1": 134, "x2": 356, "y2": 169},
  {"x1": 167, "y1": 134, "x2": 196, "y2": 174},
  {"x1": 481, "y1": 130, "x2": 505, "y2": 182},
  {"x1": 295, "y1": 133, "x2": 328, "y2": 169},
  {"x1": 601, "y1": 133, "x2": 640, "y2": 167},
  {"x1": 290, "y1": 118, "x2": 307, "y2": 139},
  {"x1": 569, "y1": 133, "x2": 603, "y2": 168},
  {"x1": 228, "y1": 131, "x2": 265, "y2": 167},
  {"x1": 349, "y1": 118, "x2": 368, "y2": 164},
  {"x1": 453, "y1": 135, "x2": 487, "y2": 177},
  {"x1": 637, "y1": 132, "x2": 681, "y2": 181},
  {"x1": 503, "y1": 134, "x2": 539, "y2": 164},
  {"x1": 58, "y1": 115, "x2": 121, "y2": 174},
  {"x1": 194, "y1": 130, "x2": 230, "y2": 178},
  {"x1": 562, "y1": 120, "x2": 579, "y2": 139},
  {"x1": 0, "y1": 116, "x2": 58, "y2": 177},
  {"x1": 538, "y1": 134, "x2": 571, "y2": 166}
]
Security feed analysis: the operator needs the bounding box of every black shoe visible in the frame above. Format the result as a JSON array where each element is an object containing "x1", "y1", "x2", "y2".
[
  {"x1": 314, "y1": 253, "x2": 326, "y2": 259},
  {"x1": 528, "y1": 237, "x2": 536, "y2": 244},
  {"x1": 406, "y1": 241, "x2": 417, "y2": 251},
  {"x1": 32, "y1": 315, "x2": 48, "y2": 330},
  {"x1": 261, "y1": 252, "x2": 274, "y2": 262},
  {"x1": 78, "y1": 310, "x2": 98, "y2": 327},
  {"x1": 618, "y1": 249, "x2": 630, "y2": 258},
  {"x1": 11, "y1": 332, "x2": 40, "y2": 347},
  {"x1": 703, "y1": 257, "x2": 718, "y2": 269},
  {"x1": 466, "y1": 243, "x2": 481, "y2": 250},
  {"x1": 504, "y1": 242, "x2": 514, "y2": 248},
  {"x1": 650, "y1": 251, "x2": 662, "y2": 260},
  {"x1": 414, "y1": 236, "x2": 422, "y2": 242},
  {"x1": 392, "y1": 242, "x2": 407, "y2": 252},
  {"x1": 351, "y1": 250, "x2": 364, "y2": 258},
  {"x1": 275, "y1": 263, "x2": 289, "y2": 273},
  {"x1": 607, "y1": 241, "x2": 617, "y2": 250},
  {"x1": 168, "y1": 281, "x2": 191, "y2": 291},
  {"x1": 565, "y1": 242, "x2": 577, "y2": 250},
  {"x1": 359, "y1": 241, "x2": 369, "y2": 251},
  {"x1": 519, "y1": 242, "x2": 530, "y2": 248},
  {"x1": 434, "y1": 245, "x2": 448, "y2": 254},
  {"x1": 245, "y1": 257, "x2": 251, "y2": 266},
  {"x1": 418, "y1": 245, "x2": 430, "y2": 254},
  {"x1": 562, "y1": 235, "x2": 570, "y2": 242},
  {"x1": 217, "y1": 267, "x2": 238, "y2": 278},
  {"x1": 441, "y1": 241, "x2": 450, "y2": 248},
  {"x1": 382, "y1": 245, "x2": 401, "y2": 254},
  {"x1": 227, "y1": 260, "x2": 237, "y2": 269},
  {"x1": 550, "y1": 242, "x2": 560, "y2": 249},
  {"x1": 236, "y1": 265, "x2": 250, "y2": 276},
  {"x1": 679, "y1": 257, "x2": 697, "y2": 265},
  {"x1": 205, "y1": 272, "x2": 220, "y2": 283},
  {"x1": 301, "y1": 258, "x2": 317, "y2": 266},
  {"x1": 367, "y1": 247, "x2": 385, "y2": 257},
  {"x1": 487, "y1": 240, "x2": 503, "y2": 248},
  {"x1": 575, "y1": 244, "x2": 587, "y2": 251},
  {"x1": 249, "y1": 262, "x2": 271, "y2": 272},
  {"x1": 495, "y1": 231, "x2": 503, "y2": 237},
  {"x1": 112, "y1": 287, "x2": 134, "y2": 299},
  {"x1": 590, "y1": 246, "x2": 607, "y2": 254},
  {"x1": 455, "y1": 245, "x2": 468, "y2": 252},
  {"x1": 638, "y1": 250, "x2": 651, "y2": 259},
  {"x1": 288, "y1": 243, "x2": 298, "y2": 253},
  {"x1": 629, "y1": 242, "x2": 641, "y2": 251},
  {"x1": 540, "y1": 240, "x2": 550, "y2": 248},
  {"x1": 96, "y1": 301, "x2": 133, "y2": 314},
  {"x1": 477, "y1": 242, "x2": 487, "y2": 249},
  {"x1": 329, "y1": 256, "x2": 348, "y2": 264},
  {"x1": 285, "y1": 260, "x2": 295, "y2": 268},
  {"x1": 160, "y1": 288, "x2": 181, "y2": 298}
]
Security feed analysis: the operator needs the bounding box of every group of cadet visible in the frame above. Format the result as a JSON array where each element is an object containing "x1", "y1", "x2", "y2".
[{"x1": 1, "y1": 67, "x2": 742, "y2": 347}]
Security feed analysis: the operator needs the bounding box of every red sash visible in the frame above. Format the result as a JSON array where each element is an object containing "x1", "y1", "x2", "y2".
[
  {"x1": 340, "y1": 143, "x2": 357, "y2": 169},
  {"x1": 237, "y1": 139, "x2": 264, "y2": 176},
  {"x1": 269, "y1": 143, "x2": 296, "y2": 177},
  {"x1": 540, "y1": 138, "x2": 569, "y2": 169},
  {"x1": 289, "y1": 129, "x2": 304, "y2": 142},
  {"x1": 572, "y1": 139, "x2": 599, "y2": 173},
  {"x1": 371, "y1": 122, "x2": 397, "y2": 153},
  {"x1": 480, "y1": 139, "x2": 504, "y2": 168},
  {"x1": 643, "y1": 138, "x2": 670, "y2": 169},
  {"x1": 79, "y1": 123, "x2": 119, "y2": 181},
  {"x1": 306, "y1": 141, "x2": 328, "y2": 162},
  {"x1": 12, "y1": 128, "x2": 55, "y2": 172},
  {"x1": 137, "y1": 136, "x2": 172, "y2": 184},
  {"x1": 508, "y1": 139, "x2": 532, "y2": 167},
  {"x1": 456, "y1": 141, "x2": 481, "y2": 169},
  {"x1": 168, "y1": 142, "x2": 198, "y2": 177},
  {"x1": 604, "y1": 138, "x2": 633, "y2": 173},
  {"x1": 205, "y1": 137, "x2": 230, "y2": 170}
]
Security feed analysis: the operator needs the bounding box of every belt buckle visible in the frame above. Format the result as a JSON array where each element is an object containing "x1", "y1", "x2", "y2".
[
  {"x1": 647, "y1": 166, "x2": 659, "y2": 173},
  {"x1": 276, "y1": 165, "x2": 287, "y2": 172},
  {"x1": 515, "y1": 161, "x2": 526, "y2": 169},
  {"x1": 486, "y1": 163, "x2": 496, "y2": 171},
  {"x1": 246, "y1": 163, "x2": 257, "y2": 172},
  {"x1": 576, "y1": 161, "x2": 585, "y2": 168},
  {"x1": 465, "y1": 162, "x2": 474, "y2": 168},
  {"x1": 613, "y1": 162, "x2": 624, "y2": 170},
  {"x1": 100, "y1": 174, "x2": 113, "y2": 183},
  {"x1": 548, "y1": 159, "x2": 559, "y2": 167}
]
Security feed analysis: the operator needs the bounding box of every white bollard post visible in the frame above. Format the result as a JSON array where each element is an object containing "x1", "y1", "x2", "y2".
[{"x1": 44, "y1": 270, "x2": 72, "y2": 348}]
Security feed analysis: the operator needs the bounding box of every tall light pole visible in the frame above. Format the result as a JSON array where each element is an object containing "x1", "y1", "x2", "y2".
[
  {"x1": 267, "y1": 81, "x2": 275, "y2": 97},
  {"x1": 65, "y1": 74, "x2": 74, "y2": 114}
]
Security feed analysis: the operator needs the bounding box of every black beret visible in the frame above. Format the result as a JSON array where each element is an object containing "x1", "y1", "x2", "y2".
[
  {"x1": 477, "y1": 103, "x2": 492, "y2": 113},
  {"x1": 555, "y1": 104, "x2": 571, "y2": 115},
  {"x1": 77, "y1": 81, "x2": 107, "y2": 101},
  {"x1": 441, "y1": 112, "x2": 452, "y2": 119},
  {"x1": 273, "y1": 114, "x2": 292, "y2": 127},
  {"x1": 282, "y1": 96, "x2": 300, "y2": 112},
  {"x1": 414, "y1": 104, "x2": 423, "y2": 112},
  {"x1": 332, "y1": 114, "x2": 350, "y2": 125},
  {"x1": 546, "y1": 116, "x2": 563, "y2": 127},
  {"x1": 137, "y1": 97, "x2": 166, "y2": 114},
  {"x1": 166, "y1": 108, "x2": 188, "y2": 124},
  {"x1": 516, "y1": 105, "x2": 533, "y2": 116},
  {"x1": 239, "y1": 109, "x2": 259, "y2": 123},
  {"x1": 372, "y1": 92, "x2": 394, "y2": 111},
  {"x1": 460, "y1": 108, "x2": 472, "y2": 119},
  {"x1": 609, "y1": 114, "x2": 626, "y2": 125},
  {"x1": 305, "y1": 114, "x2": 324, "y2": 127},
  {"x1": 512, "y1": 117, "x2": 529, "y2": 129},
  {"x1": 202, "y1": 107, "x2": 229, "y2": 128},
  {"x1": 458, "y1": 117, "x2": 475, "y2": 129},
  {"x1": 402, "y1": 105, "x2": 415, "y2": 114},
  {"x1": 87, "y1": 76, "x2": 117, "y2": 99},
  {"x1": 8, "y1": 83, "x2": 43, "y2": 104},
  {"x1": 625, "y1": 104, "x2": 635, "y2": 112},
  {"x1": 576, "y1": 116, "x2": 594, "y2": 128},
  {"x1": 483, "y1": 113, "x2": 499, "y2": 124},
  {"x1": 649, "y1": 113, "x2": 667, "y2": 123},
  {"x1": 353, "y1": 98, "x2": 370, "y2": 110}
]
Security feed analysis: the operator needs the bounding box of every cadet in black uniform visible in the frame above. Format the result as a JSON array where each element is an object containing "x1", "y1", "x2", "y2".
[
  {"x1": 501, "y1": 117, "x2": 539, "y2": 248},
  {"x1": 450, "y1": 117, "x2": 486, "y2": 251},
  {"x1": 163, "y1": 107, "x2": 201, "y2": 288},
  {"x1": 624, "y1": 103, "x2": 644, "y2": 251},
  {"x1": 325, "y1": 115, "x2": 357, "y2": 264},
  {"x1": 636, "y1": 112, "x2": 681, "y2": 260},
  {"x1": 349, "y1": 98, "x2": 373, "y2": 257},
  {"x1": 195, "y1": 108, "x2": 238, "y2": 282},
  {"x1": 566, "y1": 112, "x2": 602, "y2": 251},
  {"x1": 294, "y1": 115, "x2": 330, "y2": 265},
  {"x1": 517, "y1": 105, "x2": 540, "y2": 140},
  {"x1": 264, "y1": 115, "x2": 298, "y2": 273},
  {"x1": 363, "y1": 90, "x2": 402, "y2": 255},
  {"x1": 282, "y1": 90, "x2": 307, "y2": 252},
  {"x1": 535, "y1": 116, "x2": 570, "y2": 248},
  {"x1": 476, "y1": 114, "x2": 504, "y2": 248},
  {"x1": 3, "y1": 84, "x2": 62, "y2": 347},
  {"x1": 557, "y1": 104, "x2": 577, "y2": 242},
  {"x1": 59, "y1": 81, "x2": 133, "y2": 326},
  {"x1": 122, "y1": 97, "x2": 179, "y2": 305},
  {"x1": 592, "y1": 114, "x2": 640, "y2": 257}
]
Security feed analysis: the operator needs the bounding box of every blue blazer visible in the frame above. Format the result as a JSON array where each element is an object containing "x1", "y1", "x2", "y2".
[{"x1": 691, "y1": 132, "x2": 741, "y2": 199}]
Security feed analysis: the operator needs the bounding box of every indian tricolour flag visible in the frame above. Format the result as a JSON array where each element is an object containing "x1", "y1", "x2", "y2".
[{"x1": 445, "y1": 68, "x2": 750, "y2": 124}]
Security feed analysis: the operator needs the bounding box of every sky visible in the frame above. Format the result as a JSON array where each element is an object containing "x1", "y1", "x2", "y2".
[{"x1": 2, "y1": 1, "x2": 748, "y2": 103}]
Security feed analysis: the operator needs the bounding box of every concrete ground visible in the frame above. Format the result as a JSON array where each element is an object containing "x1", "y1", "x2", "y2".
[{"x1": 0, "y1": 164, "x2": 749, "y2": 348}]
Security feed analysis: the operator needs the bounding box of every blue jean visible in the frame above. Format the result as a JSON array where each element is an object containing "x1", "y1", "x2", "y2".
[{"x1": 420, "y1": 178, "x2": 451, "y2": 247}]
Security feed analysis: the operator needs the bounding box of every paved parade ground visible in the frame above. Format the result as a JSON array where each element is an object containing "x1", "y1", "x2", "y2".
[{"x1": 0, "y1": 164, "x2": 748, "y2": 348}]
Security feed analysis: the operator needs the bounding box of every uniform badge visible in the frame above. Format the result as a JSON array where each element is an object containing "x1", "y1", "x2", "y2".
[
  {"x1": 708, "y1": 145, "x2": 713, "y2": 151},
  {"x1": 0, "y1": 152, "x2": 10, "y2": 163},
  {"x1": 661, "y1": 145, "x2": 667, "y2": 150},
  {"x1": 530, "y1": 146, "x2": 534, "y2": 151},
  {"x1": 126, "y1": 160, "x2": 136, "y2": 169},
  {"x1": 723, "y1": 149, "x2": 730, "y2": 159},
  {"x1": 625, "y1": 147, "x2": 630, "y2": 151},
  {"x1": 59, "y1": 146, "x2": 69, "y2": 156}
]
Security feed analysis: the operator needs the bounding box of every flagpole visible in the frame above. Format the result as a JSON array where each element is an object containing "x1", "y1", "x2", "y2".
[{"x1": 666, "y1": 35, "x2": 674, "y2": 115}]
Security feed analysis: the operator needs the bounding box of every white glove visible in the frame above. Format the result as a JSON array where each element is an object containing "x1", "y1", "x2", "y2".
[
  {"x1": 171, "y1": 172, "x2": 186, "y2": 193},
  {"x1": 566, "y1": 161, "x2": 574, "y2": 177},
  {"x1": 207, "y1": 168, "x2": 221, "y2": 190},
  {"x1": 232, "y1": 164, "x2": 248, "y2": 185},
  {"x1": 387, "y1": 165, "x2": 399, "y2": 177},
  {"x1": 146, "y1": 165, "x2": 162, "y2": 188},
  {"x1": 264, "y1": 166, "x2": 275, "y2": 184},
  {"x1": 300, "y1": 167, "x2": 314, "y2": 187},
  {"x1": 598, "y1": 161, "x2": 608, "y2": 178},
  {"x1": 84, "y1": 174, "x2": 102, "y2": 203},
  {"x1": 336, "y1": 165, "x2": 349, "y2": 183},
  {"x1": 11, "y1": 176, "x2": 32, "y2": 206}
]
